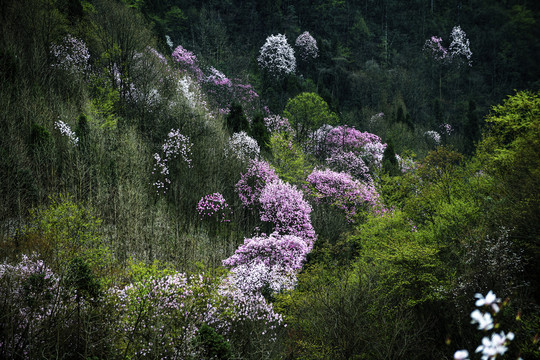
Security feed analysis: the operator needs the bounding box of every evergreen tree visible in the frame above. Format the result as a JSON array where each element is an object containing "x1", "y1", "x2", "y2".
[
  {"x1": 226, "y1": 103, "x2": 249, "y2": 133},
  {"x1": 382, "y1": 138, "x2": 399, "y2": 176}
]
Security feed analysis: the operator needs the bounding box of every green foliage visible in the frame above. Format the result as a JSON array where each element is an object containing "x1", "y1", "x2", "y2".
[
  {"x1": 275, "y1": 261, "x2": 421, "y2": 360},
  {"x1": 477, "y1": 90, "x2": 540, "y2": 300},
  {"x1": 194, "y1": 323, "x2": 232, "y2": 360},
  {"x1": 269, "y1": 132, "x2": 312, "y2": 185},
  {"x1": 381, "y1": 138, "x2": 399, "y2": 176},
  {"x1": 22, "y1": 194, "x2": 113, "y2": 276},
  {"x1": 249, "y1": 112, "x2": 270, "y2": 153},
  {"x1": 226, "y1": 102, "x2": 249, "y2": 133},
  {"x1": 283, "y1": 92, "x2": 338, "y2": 142}
]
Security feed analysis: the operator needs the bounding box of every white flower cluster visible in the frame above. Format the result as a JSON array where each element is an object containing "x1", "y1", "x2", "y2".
[
  {"x1": 424, "y1": 130, "x2": 441, "y2": 144},
  {"x1": 50, "y1": 34, "x2": 90, "y2": 74},
  {"x1": 454, "y1": 291, "x2": 518, "y2": 360},
  {"x1": 257, "y1": 34, "x2": 296, "y2": 77},
  {"x1": 225, "y1": 131, "x2": 260, "y2": 161},
  {"x1": 54, "y1": 120, "x2": 79, "y2": 146},
  {"x1": 295, "y1": 31, "x2": 319, "y2": 61},
  {"x1": 226, "y1": 259, "x2": 298, "y2": 295},
  {"x1": 449, "y1": 25, "x2": 472, "y2": 66}
]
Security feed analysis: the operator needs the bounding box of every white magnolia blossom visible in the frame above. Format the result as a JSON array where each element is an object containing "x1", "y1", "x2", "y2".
[
  {"x1": 258, "y1": 34, "x2": 296, "y2": 77},
  {"x1": 54, "y1": 120, "x2": 79, "y2": 146},
  {"x1": 295, "y1": 31, "x2": 319, "y2": 61},
  {"x1": 226, "y1": 259, "x2": 298, "y2": 295},
  {"x1": 474, "y1": 291, "x2": 501, "y2": 313},
  {"x1": 225, "y1": 131, "x2": 260, "y2": 161},
  {"x1": 470, "y1": 309, "x2": 494, "y2": 331},
  {"x1": 453, "y1": 349, "x2": 469, "y2": 360},
  {"x1": 449, "y1": 25, "x2": 472, "y2": 66},
  {"x1": 475, "y1": 332, "x2": 514, "y2": 360}
]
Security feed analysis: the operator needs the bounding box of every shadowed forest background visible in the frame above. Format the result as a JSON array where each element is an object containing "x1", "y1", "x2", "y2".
[{"x1": 0, "y1": 0, "x2": 539, "y2": 359}]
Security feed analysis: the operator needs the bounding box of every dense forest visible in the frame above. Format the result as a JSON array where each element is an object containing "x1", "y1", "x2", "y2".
[{"x1": 0, "y1": 0, "x2": 539, "y2": 359}]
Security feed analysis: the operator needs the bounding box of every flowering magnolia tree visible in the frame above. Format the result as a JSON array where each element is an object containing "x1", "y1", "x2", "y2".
[
  {"x1": 224, "y1": 131, "x2": 261, "y2": 162},
  {"x1": 259, "y1": 179, "x2": 316, "y2": 247},
  {"x1": 223, "y1": 233, "x2": 309, "y2": 271},
  {"x1": 197, "y1": 193, "x2": 232, "y2": 222},
  {"x1": 295, "y1": 31, "x2": 319, "y2": 61},
  {"x1": 449, "y1": 25, "x2": 472, "y2": 66},
  {"x1": 235, "y1": 159, "x2": 279, "y2": 209},
  {"x1": 50, "y1": 34, "x2": 90, "y2": 74},
  {"x1": 152, "y1": 129, "x2": 193, "y2": 194},
  {"x1": 257, "y1": 34, "x2": 296, "y2": 77},
  {"x1": 423, "y1": 25, "x2": 472, "y2": 66},
  {"x1": 324, "y1": 125, "x2": 387, "y2": 172},
  {"x1": 264, "y1": 115, "x2": 294, "y2": 134},
  {"x1": 305, "y1": 168, "x2": 383, "y2": 221},
  {"x1": 172, "y1": 45, "x2": 201, "y2": 75},
  {"x1": 54, "y1": 120, "x2": 79, "y2": 146}
]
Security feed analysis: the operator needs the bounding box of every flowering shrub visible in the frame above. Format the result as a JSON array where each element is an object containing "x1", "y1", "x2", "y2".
[
  {"x1": 259, "y1": 179, "x2": 316, "y2": 247},
  {"x1": 197, "y1": 193, "x2": 232, "y2": 222},
  {"x1": 110, "y1": 271, "x2": 226, "y2": 358},
  {"x1": 305, "y1": 168, "x2": 382, "y2": 221},
  {"x1": 152, "y1": 129, "x2": 193, "y2": 194},
  {"x1": 295, "y1": 31, "x2": 319, "y2": 61},
  {"x1": 424, "y1": 130, "x2": 442, "y2": 144},
  {"x1": 225, "y1": 131, "x2": 260, "y2": 162},
  {"x1": 50, "y1": 34, "x2": 90, "y2": 74},
  {"x1": 54, "y1": 120, "x2": 79, "y2": 146},
  {"x1": 235, "y1": 159, "x2": 279, "y2": 209},
  {"x1": 257, "y1": 34, "x2": 296, "y2": 77},
  {"x1": 223, "y1": 233, "x2": 309, "y2": 271}
]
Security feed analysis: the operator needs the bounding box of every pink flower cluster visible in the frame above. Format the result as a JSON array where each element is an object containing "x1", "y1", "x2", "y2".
[
  {"x1": 424, "y1": 26, "x2": 472, "y2": 66},
  {"x1": 172, "y1": 45, "x2": 201, "y2": 76},
  {"x1": 440, "y1": 123, "x2": 453, "y2": 135},
  {"x1": 423, "y1": 36, "x2": 449, "y2": 61},
  {"x1": 197, "y1": 192, "x2": 232, "y2": 222},
  {"x1": 295, "y1": 31, "x2": 319, "y2": 61},
  {"x1": 152, "y1": 129, "x2": 193, "y2": 194},
  {"x1": 235, "y1": 159, "x2": 279, "y2": 209},
  {"x1": 259, "y1": 179, "x2": 316, "y2": 247},
  {"x1": 305, "y1": 168, "x2": 382, "y2": 221},
  {"x1": 325, "y1": 125, "x2": 387, "y2": 172},
  {"x1": 223, "y1": 233, "x2": 309, "y2": 271}
]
